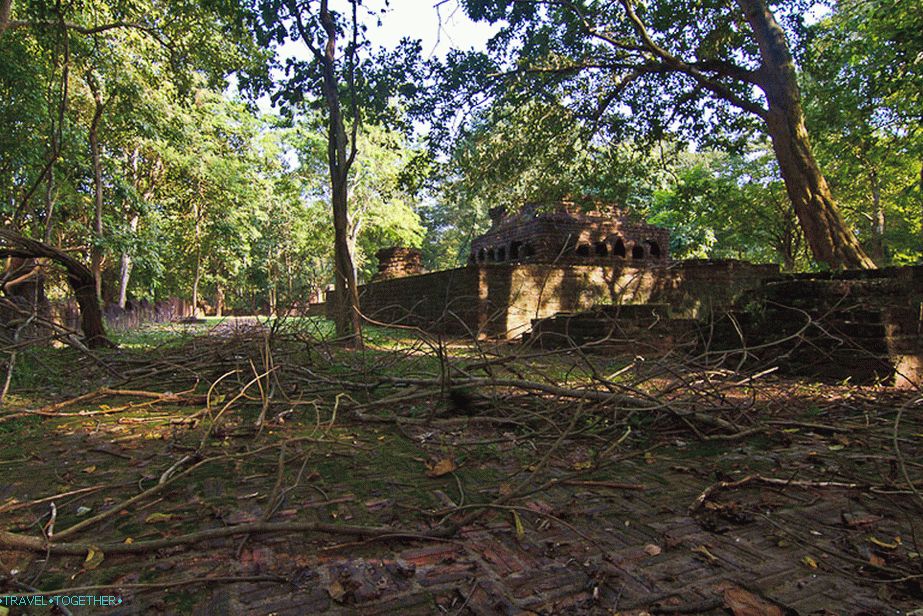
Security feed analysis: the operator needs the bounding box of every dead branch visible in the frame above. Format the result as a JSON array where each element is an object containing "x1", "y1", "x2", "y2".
[{"x1": 689, "y1": 474, "x2": 864, "y2": 513}]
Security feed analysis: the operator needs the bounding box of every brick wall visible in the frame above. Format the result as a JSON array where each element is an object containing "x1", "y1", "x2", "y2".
[{"x1": 329, "y1": 260, "x2": 780, "y2": 338}]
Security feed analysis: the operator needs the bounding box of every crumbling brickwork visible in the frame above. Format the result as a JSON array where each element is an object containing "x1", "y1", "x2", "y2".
[
  {"x1": 469, "y1": 202, "x2": 670, "y2": 266},
  {"x1": 373, "y1": 247, "x2": 425, "y2": 280},
  {"x1": 330, "y1": 260, "x2": 779, "y2": 337}
]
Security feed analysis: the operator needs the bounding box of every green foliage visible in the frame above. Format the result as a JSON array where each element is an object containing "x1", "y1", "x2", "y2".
[
  {"x1": 803, "y1": 0, "x2": 922, "y2": 265},
  {"x1": 648, "y1": 147, "x2": 807, "y2": 269}
]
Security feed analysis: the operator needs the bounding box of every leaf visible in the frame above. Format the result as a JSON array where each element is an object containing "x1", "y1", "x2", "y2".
[
  {"x1": 723, "y1": 586, "x2": 783, "y2": 616},
  {"x1": 123, "y1": 537, "x2": 134, "y2": 544},
  {"x1": 692, "y1": 545, "x2": 718, "y2": 562},
  {"x1": 572, "y1": 460, "x2": 593, "y2": 470},
  {"x1": 144, "y1": 512, "x2": 177, "y2": 524},
  {"x1": 512, "y1": 510, "x2": 525, "y2": 540},
  {"x1": 425, "y1": 458, "x2": 456, "y2": 478},
  {"x1": 644, "y1": 544, "x2": 662, "y2": 556},
  {"x1": 0, "y1": 605, "x2": 9, "y2": 616},
  {"x1": 869, "y1": 554, "x2": 886, "y2": 567},
  {"x1": 868, "y1": 536, "x2": 899, "y2": 549},
  {"x1": 84, "y1": 546, "x2": 104, "y2": 570},
  {"x1": 801, "y1": 555, "x2": 818, "y2": 569},
  {"x1": 327, "y1": 579, "x2": 346, "y2": 602},
  {"x1": 82, "y1": 465, "x2": 97, "y2": 474},
  {"x1": 827, "y1": 444, "x2": 844, "y2": 451}
]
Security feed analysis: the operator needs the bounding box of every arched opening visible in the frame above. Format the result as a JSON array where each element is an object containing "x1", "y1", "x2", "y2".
[
  {"x1": 594, "y1": 242, "x2": 608, "y2": 257},
  {"x1": 510, "y1": 241, "x2": 522, "y2": 260},
  {"x1": 477, "y1": 248, "x2": 486, "y2": 263},
  {"x1": 645, "y1": 240, "x2": 662, "y2": 258},
  {"x1": 496, "y1": 246, "x2": 506, "y2": 261},
  {"x1": 576, "y1": 244, "x2": 591, "y2": 257},
  {"x1": 523, "y1": 243, "x2": 535, "y2": 258},
  {"x1": 487, "y1": 248, "x2": 496, "y2": 262},
  {"x1": 631, "y1": 245, "x2": 645, "y2": 259},
  {"x1": 613, "y1": 238, "x2": 626, "y2": 258}
]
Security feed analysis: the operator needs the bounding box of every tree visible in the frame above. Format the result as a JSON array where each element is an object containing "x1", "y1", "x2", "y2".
[
  {"x1": 445, "y1": 0, "x2": 875, "y2": 268},
  {"x1": 0, "y1": 0, "x2": 262, "y2": 342},
  {"x1": 802, "y1": 0, "x2": 922, "y2": 265},
  {"x1": 250, "y1": 0, "x2": 367, "y2": 343}
]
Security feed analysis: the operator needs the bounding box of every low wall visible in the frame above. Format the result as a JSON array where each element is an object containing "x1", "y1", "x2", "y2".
[
  {"x1": 50, "y1": 298, "x2": 194, "y2": 332},
  {"x1": 329, "y1": 260, "x2": 781, "y2": 338}
]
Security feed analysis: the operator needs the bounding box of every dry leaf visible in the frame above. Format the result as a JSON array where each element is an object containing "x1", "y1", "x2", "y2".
[
  {"x1": 84, "y1": 546, "x2": 104, "y2": 570},
  {"x1": 643, "y1": 544, "x2": 662, "y2": 556},
  {"x1": 692, "y1": 545, "x2": 717, "y2": 562},
  {"x1": 144, "y1": 512, "x2": 176, "y2": 524},
  {"x1": 123, "y1": 537, "x2": 134, "y2": 544},
  {"x1": 327, "y1": 579, "x2": 346, "y2": 602},
  {"x1": 801, "y1": 555, "x2": 818, "y2": 569},
  {"x1": 82, "y1": 465, "x2": 97, "y2": 474},
  {"x1": 512, "y1": 510, "x2": 526, "y2": 540},
  {"x1": 498, "y1": 483, "x2": 514, "y2": 497},
  {"x1": 868, "y1": 536, "x2": 899, "y2": 549},
  {"x1": 572, "y1": 460, "x2": 593, "y2": 470},
  {"x1": 869, "y1": 554, "x2": 886, "y2": 567},
  {"x1": 426, "y1": 458, "x2": 457, "y2": 478},
  {"x1": 723, "y1": 586, "x2": 783, "y2": 616}
]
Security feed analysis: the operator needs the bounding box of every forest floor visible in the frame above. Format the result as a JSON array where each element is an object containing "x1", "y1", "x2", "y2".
[{"x1": 0, "y1": 317, "x2": 921, "y2": 615}]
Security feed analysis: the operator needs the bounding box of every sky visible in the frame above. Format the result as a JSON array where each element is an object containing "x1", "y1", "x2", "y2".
[
  {"x1": 251, "y1": 1, "x2": 496, "y2": 113},
  {"x1": 365, "y1": 0, "x2": 497, "y2": 58},
  {"x1": 276, "y1": 0, "x2": 497, "y2": 63}
]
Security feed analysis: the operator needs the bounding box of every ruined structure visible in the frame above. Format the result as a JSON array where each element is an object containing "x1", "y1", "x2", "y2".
[
  {"x1": 469, "y1": 203, "x2": 669, "y2": 265},
  {"x1": 321, "y1": 201, "x2": 921, "y2": 388},
  {"x1": 373, "y1": 247, "x2": 424, "y2": 280}
]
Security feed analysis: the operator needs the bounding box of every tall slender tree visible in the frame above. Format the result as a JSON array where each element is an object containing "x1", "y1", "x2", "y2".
[{"x1": 250, "y1": 0, "x2": 365, "y2": 343}]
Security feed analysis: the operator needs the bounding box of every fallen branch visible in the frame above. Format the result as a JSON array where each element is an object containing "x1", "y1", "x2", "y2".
[
  {"x1": 689, "y1": 474, "x2": 863, "y2": 513},
  {"x1": 0, "y1": 520, "x2": 448, "y2": 556}
]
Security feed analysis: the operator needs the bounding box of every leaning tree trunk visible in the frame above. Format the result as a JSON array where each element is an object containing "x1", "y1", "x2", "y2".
[
  {"x1": 738, "y1": 0, "x2": 875, "y2": 270},
  {"x1": 0, "y1": 230, "x2": 112, "y2": 348}
]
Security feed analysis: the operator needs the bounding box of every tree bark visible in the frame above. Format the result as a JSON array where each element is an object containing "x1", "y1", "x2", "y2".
[{"x1": 737, "y1": 0, "x2": 875, "y2": 269}]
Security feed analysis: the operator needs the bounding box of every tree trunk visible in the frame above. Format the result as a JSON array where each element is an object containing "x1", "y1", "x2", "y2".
[
  {"x1": 87, "y1": 81, "x2": 106, "y2": 299},
  {"x1": 117, "y1": 215, "x2": 138, "y2": 308},
  {"x1": 869, "y1": 170, "x2": 885, "y2": 264},
  {"x1": 215, "y1": 284, "x2": 224, "y2": 318},
  {"x1": 0, "y1": 0, "x2": 11, "y2": 38},
  {"x1": 43, "y1": 167, "x2": 55, "y2": 243},
  {"x1": 192, "y1": 251, "x2": 201, "y2": 318},
  {"x1": 192, "y1": 200, "x2": 201, "y2": 317},
  {"x1": 318, "y1": 0, "x2": 362, "y2": 345},
  {"x1": 737, "y1": 0, "x2": 875, "y2": 270},
  {"x1": 331, "y1": 180, "x2": 361, "y2": 340}
]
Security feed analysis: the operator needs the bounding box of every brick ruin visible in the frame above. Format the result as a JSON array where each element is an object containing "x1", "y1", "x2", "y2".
[
  {"x1": 373, "y1": 247, "x2": 424, "y2": 280},
  {"x1": 321, "y1": 201, "x2": 921, "y2": 388},
  {"x1": 469, "y1": 202, "x2": 669, "y2": 265}
]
